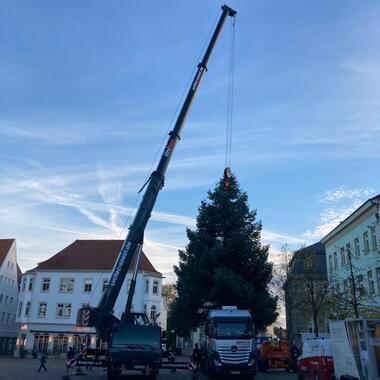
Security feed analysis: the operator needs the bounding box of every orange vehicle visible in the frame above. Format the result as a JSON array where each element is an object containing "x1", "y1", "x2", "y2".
[{"x1": 258, "y1": 339, "x2": 291, "y2": 372}]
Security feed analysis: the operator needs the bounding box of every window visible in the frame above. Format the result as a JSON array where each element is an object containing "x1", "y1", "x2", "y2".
[
  {"x1": 17, "y1": 302, "x2": 22, "y2": 317},
  {"x1": 1, "y1": 312, "x2": 5, "y2": 323},
  {"x1": 144, "y1": 304, "x2": 147, "y2": 315},
  {"x1": 371, "y1": 227, "x2": 378, "y2": 251},
  {"x1": 34, "y1": 334, "x2": 49, "y2": 352},
  {"x1": 354, "y1": 238, "x2": 360, "y2": 258},
  {"x1": 11, "y1": 279, "x2": 14, "y2": 287},
  {"x1": 28, "y1": 277, "x2": 34, "y2": 291},
  {"x1": 102, "y1": 279, "x2": 109, "y2": 292},
  {"x1": 42, "y1": 278, "x2": 50, "y2": 292},
  {"x1": 0, "y1": 294, "x2": 2, "y2": 304},
  {"x1": 56, "y1": 303, "x2": 71, "y2": 318},
  {"x1": 25, "y1": 301, "x2": 31, "y2": 317},
  {"x1": 145, "y1": 279, "x2": 149, "y2": 294},
  {"x1": 376, "y1": 267, "x2": 380, "y2": 295},
  {"x1": 328, "y1": 255, "x2": 333, "y2": 274},
  {"x1": 59, "y1": 278, "x2": 74, "y2": 292},
  {"x1": 368, "y1": 270, "x2": 375, "y2": 294},
  {"x1": 6, "y1": 313, "x2": 10, "y2": 324},
  {"x1": 363, "y1": 232, "x2": 369, "y2": 253},
  {"x1": 356, "y1": 275, "x2": 364, "y2": 294},
  {"x1": 346, "y1": 243, "x2": 351, "y2": 261},
  {"x1": 7, "y1": 261, "x2": 10, "y2": 269},
  {"x1": 0, "y1": 275, "x2": 2, "y2": 283},
  {"x1": 150, "y1": 305, "x2": 157, "y2": 321},
  {"x1": 38, "y1": 303, "x2": 47, "y2": 318},
  {"x1": 21, "y1": 277, "x2": 26, "y2": 292},
  {"x1": 5, "y1": 296, "x2": 8, "y2": 305},
  {"x1": 10, "y1": 297, "x2": 13, "y2": 305},
  {"x1": 152, "y1": 280, "x2": 159, "y2": 295},
  {"x1": 340, "y1": 247, "x2": 346, "y2": 266},
  {"x1": 83, "y1": 279, "x2": 93, "y2": 293},
  {"x1": 333, "y1": 252, "x2": 338, "y2": 270},
  {"x1": 11, "y1": 263, "x2": 14, "y2": 270}
]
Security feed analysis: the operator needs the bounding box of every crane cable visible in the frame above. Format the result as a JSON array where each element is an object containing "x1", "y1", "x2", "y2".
[{"x1": 224, "y1": 15, "x2": 236, "y2": 188}]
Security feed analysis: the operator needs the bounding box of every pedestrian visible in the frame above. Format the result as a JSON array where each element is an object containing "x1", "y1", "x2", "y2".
[
  {"x1": 190, "y1": 343, "x2": 201, "y2": 379},
  {"x1": 67, "y1": 346, "x2": 75, "y2": 360},
  {"x1": 37, "y1": 352, "x2": 47, "y2": 372},
  {"x1": 168, "y1": 346, "x2": 176, "y2": 373},
  {"x1": 290, "y1": 342, "x2": 300, "y2": 373},
  {"x1": 191, "y1": 343, "x2": 201, "y2": 370}
]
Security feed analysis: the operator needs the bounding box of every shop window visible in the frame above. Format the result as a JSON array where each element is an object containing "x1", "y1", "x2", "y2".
[{"x1": 33, "y1": 333, "x2": 49, "y2": 352}]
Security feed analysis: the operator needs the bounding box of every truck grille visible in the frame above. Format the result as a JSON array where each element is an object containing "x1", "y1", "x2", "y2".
[{"x1": 218, "y1": 343, "x2": 251, "y2": 364}]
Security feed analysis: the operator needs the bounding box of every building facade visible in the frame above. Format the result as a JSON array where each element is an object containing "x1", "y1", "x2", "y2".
[
  {"x1": 16, "y1": 240, "x2": 166, "y2": 353},
  {"x1": 0, "y1": 239, "x2": 20, "y2": 354},
  {"x1": 322, "y1": 195, "x2": 380, "y2": 316},
  {"x1": 284, "y1": 242, "x2": 330, "y2": 342}
]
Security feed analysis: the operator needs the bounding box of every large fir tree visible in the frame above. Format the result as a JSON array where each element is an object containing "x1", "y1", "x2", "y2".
[{"x1": 171, "y1": 173, "x2": 278, "y2": 335}]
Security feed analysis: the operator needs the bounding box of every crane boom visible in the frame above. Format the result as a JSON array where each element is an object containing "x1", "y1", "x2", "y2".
[{"x1": 78, "y1": 4, "x2": 236, "y2": 340}]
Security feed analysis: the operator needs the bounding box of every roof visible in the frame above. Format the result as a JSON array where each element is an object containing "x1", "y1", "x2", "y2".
[
  {"x1": 30, "y1": 240, "x2": 161, "y2": 275},
  {"x1": 0, "y1": 239, "x2": 14, "y2": 267},
  {"x1": 289, "y1": 242, "x2": 327, "y2": 276},
  {"x1": 321, "y1": 194, "x2": 380, "y2": 244}
]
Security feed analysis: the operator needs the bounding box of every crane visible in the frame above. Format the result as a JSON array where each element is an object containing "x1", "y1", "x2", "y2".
[{"x1": 77, "y1": 5, "x2": 236, "y2": 379}]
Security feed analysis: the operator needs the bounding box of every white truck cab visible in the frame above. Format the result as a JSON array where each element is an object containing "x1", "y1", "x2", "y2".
[{"x1": 200, "y1": 306, "x2": 256, "y2": 379}]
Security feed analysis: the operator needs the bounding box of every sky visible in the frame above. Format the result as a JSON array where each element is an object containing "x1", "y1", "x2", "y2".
[{"x1": 1, "y1": 1, "x2": 380, "y2": 325}]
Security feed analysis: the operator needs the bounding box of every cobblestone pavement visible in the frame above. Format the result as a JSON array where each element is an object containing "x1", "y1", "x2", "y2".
[{"x1": 0, "y1": 357, "x2": 296, "y2": 380}]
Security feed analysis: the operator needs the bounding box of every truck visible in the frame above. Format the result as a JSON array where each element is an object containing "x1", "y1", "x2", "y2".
[
  {"x1": 297, "y1": 338, "x2": 334, "y2": 380},
  {"x1": 258, "y1": 338, "x2": 291, "y2": 372},
  {"x1": 76, "y1": 5, "x2": 237, "y2": 380},
  {"x1": 329, "y1": 318, "x2": 380, "y2": 380},
  {"x1": 200, "y1": 306, "x2": 257, "y2": 379}
]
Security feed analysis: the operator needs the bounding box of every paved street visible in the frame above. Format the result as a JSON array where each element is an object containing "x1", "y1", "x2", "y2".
[{"x1": 0, "y1": 357, "x2": 296, "y2": 380}]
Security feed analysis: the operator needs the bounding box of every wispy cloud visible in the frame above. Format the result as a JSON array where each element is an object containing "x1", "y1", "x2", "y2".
[
  {"x1": 318, "y1": 186, "x2": 374, "y2": 203},
  {"x1": 304, "y1": 186, "x2": 374, "y2": 239}
]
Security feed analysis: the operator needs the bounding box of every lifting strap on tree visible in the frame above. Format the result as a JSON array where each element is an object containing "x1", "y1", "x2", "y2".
[{"x1": 224, "y1": 15, "x2": 236, "y2": 189}]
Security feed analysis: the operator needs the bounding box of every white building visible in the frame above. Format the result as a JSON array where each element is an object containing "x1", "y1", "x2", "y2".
[
  {"x1": 16, "y1": 240, "x2": 166, "y2": 353},
  {"x1": 322, "y1": 194, "x2": 380, "y2": 314},
  {"x1": 0, "y1": 239, "x2": 20, "y2": 354}
]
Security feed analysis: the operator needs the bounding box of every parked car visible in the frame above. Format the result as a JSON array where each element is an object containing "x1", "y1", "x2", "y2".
[{"x1": 297, "y1": 338, "x2": 334, "y2": 380}]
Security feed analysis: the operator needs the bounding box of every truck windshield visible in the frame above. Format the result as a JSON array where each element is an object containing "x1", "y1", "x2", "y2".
[{"x1": 214, "y1": 322, "x2": 253, "y2": 339}]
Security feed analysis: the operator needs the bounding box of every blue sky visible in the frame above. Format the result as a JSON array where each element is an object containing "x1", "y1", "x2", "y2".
[{"x1": 1, "y1": 0, "x2": 379, "y2": 295}]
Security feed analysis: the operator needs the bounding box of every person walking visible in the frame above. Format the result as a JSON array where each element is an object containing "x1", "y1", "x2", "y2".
[
  {"x1": 190, "y1": 343, "x2": 201, "y2": 379},
  {"x1": 37, "y1": 352, "x2": 47, "y2": 372}
]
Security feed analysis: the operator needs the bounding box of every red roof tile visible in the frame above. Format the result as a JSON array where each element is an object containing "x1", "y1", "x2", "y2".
[
  {"x1": 0, "y1": 239, "x2": 14, "y2": 267},
  {"x1": 34, "y1": 240, "x2": 161, "y2": 275}
]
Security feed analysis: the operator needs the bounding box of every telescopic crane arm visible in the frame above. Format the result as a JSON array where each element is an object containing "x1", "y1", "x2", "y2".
[{"x1": 79, "y1": 4, "x2": 236, "y2": 338}]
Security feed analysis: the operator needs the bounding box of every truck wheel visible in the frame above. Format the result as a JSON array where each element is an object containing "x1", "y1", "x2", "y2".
[{"x1": 297, "y1": 372, "x2": 305, "y2": 380}]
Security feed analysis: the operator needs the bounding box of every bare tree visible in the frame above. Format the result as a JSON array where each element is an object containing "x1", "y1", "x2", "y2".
[
  {"x1": 277, "y1": 244, "x2": 329, "y2": 339},
  {"x1": 162, "y1": 283, "x2": 177, "y2": 310},
  {"x1": 328, "y1": 246, "x2": 379, "y2": 319},
  {"x1": 301, "y1": 254, "x2": 329, "y2": 337}
]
